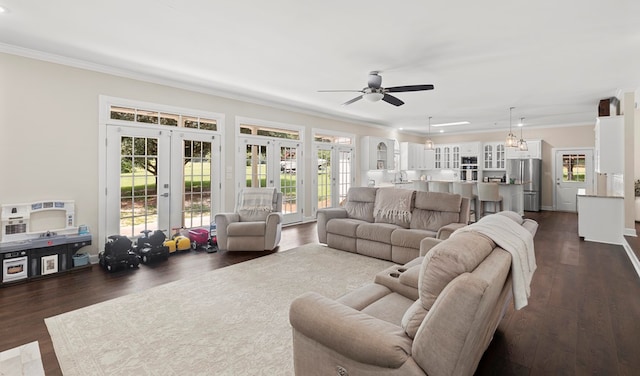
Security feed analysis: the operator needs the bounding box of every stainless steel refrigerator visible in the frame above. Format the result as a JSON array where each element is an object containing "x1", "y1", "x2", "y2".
[{"x1": 506, "y1": 159, "x2": 542, "y2": 211}]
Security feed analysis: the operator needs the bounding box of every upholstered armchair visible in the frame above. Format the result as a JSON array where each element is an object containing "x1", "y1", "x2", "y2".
[{"x1": 215, "y1": 188, "x2": 283, "y2": 251}]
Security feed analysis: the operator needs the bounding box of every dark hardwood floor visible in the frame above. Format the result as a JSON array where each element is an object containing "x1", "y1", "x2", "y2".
[{"x1": 1, "y1": 213, "x2": 639, "y2": 375}]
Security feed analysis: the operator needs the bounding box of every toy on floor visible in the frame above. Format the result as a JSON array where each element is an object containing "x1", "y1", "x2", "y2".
[
  {"x1": 134, "y1": 230, "x2": 170, "y2": 264},
  {"x1": 99, "y1": 235, "x2": 140, "y2": 272},
  {"x1": 188, "y1": 228, "x2": 210, "y2": 251},
  {"x1": 163, "y1": 228, "x2": 191, "y2": 253},
  {"x1": 207, "y1": 222, "x2": 218, "y2": 253}
]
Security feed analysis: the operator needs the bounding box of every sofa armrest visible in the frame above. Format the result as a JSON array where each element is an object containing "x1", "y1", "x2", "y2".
[
  {"x1": 214, "y1": 213, "x2": 240, "y2": 251},
  {"x1": 316, "y1": 208, "x2": 348, "y2": 243},
  {"x1": 436, "y1": 223, "x2": 467, "y2": 240},
  {"x1": 290, "y1": 292, "x2": 412, "y2": 368},
  {"x1": 265, "y1": 212, "x2": 283, "y2": 250},
  {"x1": 419, "y1": 237, "x2": 443, "y2": 256}
]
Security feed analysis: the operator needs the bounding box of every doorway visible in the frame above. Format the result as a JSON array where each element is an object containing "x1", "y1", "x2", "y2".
[
  {"x1": 106, "y1": 125, "x2": 221, "y2": 238},
  {"x1": 554, "y1": 148, "x2": 593, "y2": 212},
  {"x1": 240, "y1": 137, "x2": 303, "y2": 224},
  {"x1": 313, "y1": 144, "x2": 354, "y2": 216}
]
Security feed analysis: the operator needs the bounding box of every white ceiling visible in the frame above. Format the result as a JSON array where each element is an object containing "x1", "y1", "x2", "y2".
[{"x1": 1, "y1": 0, "x2": 639, "y2": 135}]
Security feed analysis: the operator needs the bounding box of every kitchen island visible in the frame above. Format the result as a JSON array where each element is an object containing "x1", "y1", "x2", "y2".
[
  {"x1": 577, "y1": 188, "x2": 624, "y2": 245},
  {"x1": 377, "y1": 180, "x2": 524, "y2": 216}
]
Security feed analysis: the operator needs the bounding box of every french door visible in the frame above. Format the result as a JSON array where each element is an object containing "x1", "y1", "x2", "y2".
[
  {"x1": 241, "y1": 137, "x2": 302, "y2": 224},
  {"x1": 313, "y1": 144, "x2": 355, "y2": 217},
  {"x1": 106, "y1": 125, "x2": 221, "y2": 238},
  {"x1": 554, "y1": 148, "x2": 593, "y2": 212}
]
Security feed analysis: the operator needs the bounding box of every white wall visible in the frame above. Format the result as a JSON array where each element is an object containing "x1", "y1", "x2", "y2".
[{"x1": 3, "y1": 51, "x2": 625, "y2": 254}]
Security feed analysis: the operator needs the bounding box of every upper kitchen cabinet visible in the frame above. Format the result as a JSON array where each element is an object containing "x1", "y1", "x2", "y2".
[
  {"x1": 400, "y1": 142, "x2": 433, "y2": 170},
  {"x1": 459, "y1": 142, "x2": 480, "y2": 156},
  {"x1": 438, "y1": 144, "x2": 459, "y2": 169},
  {"x1": 594, "y1": 116, "x2": 624, "y2": 173},
  {"x1": 483, "y1": 142, "x2": 506, "y2": 170},
  {"x1": 361, "y1": 136, "x2": 395, "y2": 170},
  {"x1": 505, "y1": 139, "x2": 542, "y2": 159}
]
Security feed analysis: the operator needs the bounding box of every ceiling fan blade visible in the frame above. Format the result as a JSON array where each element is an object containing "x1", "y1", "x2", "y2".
[
  {"x1": 318, "y1": 89, "x2": 363, "y2": 93},
  {"x1": 342, "y1": 95, "x2": 363, "y2": 106},
  {"x1": 385, "y1": 84, "x2": 434, "y2": 93},
  {"x1": 382, "y1": 94, "x2": 404, "y2": 106}
]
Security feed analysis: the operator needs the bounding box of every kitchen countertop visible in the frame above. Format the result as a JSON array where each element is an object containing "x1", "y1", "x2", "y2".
[{"x1": 577, "y1": 188, "x2": 623, "y2": 199}]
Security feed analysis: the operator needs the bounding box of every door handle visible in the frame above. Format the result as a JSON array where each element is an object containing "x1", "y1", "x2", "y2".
[{"x1": 161, "y1": 193, "x2": 169, "y2": 197}]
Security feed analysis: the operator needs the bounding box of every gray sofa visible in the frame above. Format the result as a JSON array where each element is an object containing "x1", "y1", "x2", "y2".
[
  {"x1": 317, "y1": 187, "x2": 471, "y2": 264},
  {"x1": 290, "y1": 211, "x2": 538, "y2": 376}
]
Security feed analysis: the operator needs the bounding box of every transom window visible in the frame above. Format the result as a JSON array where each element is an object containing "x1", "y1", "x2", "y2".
[
  {"x1": 110, "y1": 106, "x2": 217, "y2": 131},
  {"x1": 240, "y1": 124, "x2": 299, "y2": 139}
]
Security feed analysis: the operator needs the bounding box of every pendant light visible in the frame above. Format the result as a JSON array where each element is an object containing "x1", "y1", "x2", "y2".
[
  {"x1": 505, "y1": 107, "x2": 518, "y2": 148},
  {"x1": 518, "y1": 117, "x2": 528, "y2": 151},
  {"x1": 424, "y1": 116, "x2": 434, "y2": 150}
]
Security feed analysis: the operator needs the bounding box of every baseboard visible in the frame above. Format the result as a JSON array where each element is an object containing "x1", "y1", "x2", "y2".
[
  {"x1": 623, "y1": 239, "x2": 640, "y2": 280},
  {"x1": 624, "y1": 227, "x2": 637, "y2": 237}
]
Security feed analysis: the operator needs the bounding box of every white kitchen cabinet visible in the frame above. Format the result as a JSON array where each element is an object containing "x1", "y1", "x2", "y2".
[
  {"x1": 400, "y1": 142, "x2": 418, "y2": 170},
  {"x1": 452, "y1": 145, "x2": 460, "y2": 169},
  {"x1": 361, "y1": 136, "x2": 395, "y2": 170},
  {"x1": 434, "y1": 144, "x2": 460, "y2": 169},
  {"x1": 483, "y1": 142, "x2": 506, "y2": 170},
  {"x1": 434, "y1": 146, "x2": 442, "y2": 169},
  {"x1": 594, "y1": 116, "x2": 624, "y2": 174},
  {"x1": 505, "y1": 139, "x2": 542, "y2": 159},
  {"x1": 459, "y1": 142, "x2": 480, "y2": 155},
  {"x1": 400, "y1": 142, "x2": 435, "y2": 170},
  {"x1": 424, "y1": 149, "x2": 435, "y2": 170}
]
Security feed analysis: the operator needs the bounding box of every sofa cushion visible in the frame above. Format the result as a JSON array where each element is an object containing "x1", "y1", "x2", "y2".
[
  {"x1": 391, "y1": 228, "x2": 436, "y2": 249},
  {"x1": 410, "y1": 209, "x2": 462, "y2": 232},
  {"x1": 344, "y1": 187, "x2": 377, "y2": 222},
  {"x1": 356, "y1": 222, "x2": 399, "y2": 243},
  {"x1": 419, "y1": 231, "x2": 494, "y2": 310},
  {"x1": 326, "y1": 218, "x2": 367, "y2": 238},
  {"x1": 414, "y1": 191, "x2": 462, "y2": 212},
  {"x1": 401, "y1": 299, "x2": 429, "y2": 339}
]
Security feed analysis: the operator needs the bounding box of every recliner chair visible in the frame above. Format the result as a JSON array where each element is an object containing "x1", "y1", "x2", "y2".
[{"x1": 214, "y1": 188, "x2": 283, "y2": 251}]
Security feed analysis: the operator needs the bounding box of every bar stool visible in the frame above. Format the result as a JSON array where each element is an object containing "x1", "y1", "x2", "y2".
[
  {"x1": 477, "y1": 182, "x2": 503, "y2": 219},
  {"x1": 452, "y1": 182, "x2": 477, "y2": 223},
  {"x1": 428, "y1": 181, "x2": 450, "y2": 193}
]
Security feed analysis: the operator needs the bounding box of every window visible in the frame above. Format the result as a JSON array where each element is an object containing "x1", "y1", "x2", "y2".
[
  {"x1": 562, "y1": 154, "x2": 586, "y2": 182},
  {"x1": 110, "y1": 106, "x2": 217, "y2": 131}
]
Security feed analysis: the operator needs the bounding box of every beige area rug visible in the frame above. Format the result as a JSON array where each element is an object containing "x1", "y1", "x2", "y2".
[
  {"x1": 45, "y1": 244, "x2": 393, "y2": 375},
  {"x1": 0, "y1": 341, "x2": 45, "y2": 376}
]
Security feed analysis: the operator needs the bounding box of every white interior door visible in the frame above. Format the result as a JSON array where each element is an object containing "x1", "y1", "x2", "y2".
[
  {"x1": 555, "y1": 148, "x2": 593, "y2": 212},
  {"x1": 106, "y1": 125, "x2": 221, "y2": 238}
]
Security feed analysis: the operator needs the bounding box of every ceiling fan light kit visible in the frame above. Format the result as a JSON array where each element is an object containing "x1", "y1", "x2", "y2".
[
  {"x1": 320, "y1": 71, "x2": 434, "y2": 107},
  {"x1": 505, "y1": 107, "x2": 518, "y2": 148},
  {"x1": 363, "y1": 92, "x2": 384, "y2": 102}
]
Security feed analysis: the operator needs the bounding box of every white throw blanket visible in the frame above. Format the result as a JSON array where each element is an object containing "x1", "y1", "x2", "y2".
[
  {"x1": 453, "y1": 214, "x2": 536, "y2": 310},
  {"x1": 236, "y1": 187, "x2": 276, "y2": 213},
  {"x1": 373, "y1": 188, "x2": 413, "y2": 222}
]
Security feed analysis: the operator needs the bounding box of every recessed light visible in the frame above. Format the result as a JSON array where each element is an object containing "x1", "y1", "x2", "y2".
[
  {"x1": 0, "y1": 6, "x2": 7, "y2": 13},
  {"x1": 439, "y1": 130, "x2": 444, "y2": 133},
  {"x1": 431, "y1": 121, "x2": 471, "y2": 127}
]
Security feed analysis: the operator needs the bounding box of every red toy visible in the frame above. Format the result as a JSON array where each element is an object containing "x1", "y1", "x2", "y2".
[{"x1": 188, "y1": 228, "x2": 210, "y2": 250}]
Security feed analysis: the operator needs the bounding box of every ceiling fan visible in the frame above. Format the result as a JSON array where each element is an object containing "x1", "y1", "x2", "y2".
[{"x1": 319, "y1": 71, "x2": 434, "y2": 106}]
